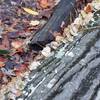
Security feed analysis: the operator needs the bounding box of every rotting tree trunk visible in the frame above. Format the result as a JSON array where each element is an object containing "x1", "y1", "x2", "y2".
[
  {"x1": 30, "y1": 0, "x2": 77, "y2": 51},
  {"x1": 30, "y1": 0, "x2": 93, "y2": 51},
  {"x1": 18, "y1": 27, "x2": 100, "y2": 100}
]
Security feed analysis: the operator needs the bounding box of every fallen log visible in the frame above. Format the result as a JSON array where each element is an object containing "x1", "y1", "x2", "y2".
[
  {"x1": 30, "y1": 0, "x2": 78, "y2": 51},
  {"x1": 30, "y1": 0, "x2": 93, "y2": 51}
]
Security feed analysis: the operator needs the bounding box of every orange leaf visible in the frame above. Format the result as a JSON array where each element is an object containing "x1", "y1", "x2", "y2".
[{"x1": 84, "y1": 4, "x2": 92, "y2": 13}]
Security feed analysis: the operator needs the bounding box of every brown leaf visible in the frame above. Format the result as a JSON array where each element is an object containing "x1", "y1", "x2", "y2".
[
  {"x1": 0, "y1": 35, "x2": 10, "y2": 50},
  {"x1": 0, "y1": 57, "x2": 6, "y2": 67}
]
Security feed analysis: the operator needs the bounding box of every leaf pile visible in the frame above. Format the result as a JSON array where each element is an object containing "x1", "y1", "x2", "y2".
[{"x1": 0, "y1": 0, "x2": 60, "y2": 89}]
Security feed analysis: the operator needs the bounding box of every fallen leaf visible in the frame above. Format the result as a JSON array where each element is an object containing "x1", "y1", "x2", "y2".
[
  {"x1": 80, "y1": 10, "x2": 87, "y2": 18},
  {"x1": 39, "y1": 0, "x2": 49, "y2": 8},
  {"x1": 64, "y1": 27, "x2": 73, "y2": 42},
  {"x1": 15, "y1": 64, "x2": 28, "y2": 74},
  {"x1": 50, "y1": 41, "x2": 59, "y2": 50},
  {"x1": 83, "y1": 12, "x2": 93, "y2": 25},
  {"x1": 84, "y1": 4, "x2": 93, "y2": 13},
  {"x1": 70, "y1": 24, "x2": 78, "y2": 36},
  {"x1": 29, "y1": 61, "x2": 41, "y2": 70},
  {"x1": 22, "y1": 7, "x2": 39, "y2": 15},
  {"x1": 74, "y1": 17, "x2": 83, "y2": 26},
  {"x1": 15, "y1": 90, "x2": 22, "y2": 97},
  {"x1": 34, "y1": 54, "x2": 44, "y2": 61},
  {"x1": 41, "y1": 46, "x2": 51, "y2": 57},
  {"x1": 55, "y1": 36, "x2": 64, "y2": 43},
  {"x1": 0, "y1": 61, "x2": 5, "y2": 67},
  {"x1": 54, "y1": 0, "x2": 61, "y2": 5},
  {"x1": 30, "y1": 20, "x2": 40, "y2": 26},
  {"x1": 65, "y1": 28, "x2": 73, "y2": 42},
  {"x1": 16, "y1": 48, "x2": 24, "y2": 53},
  {"x1": 0, "y1": 71, "x2": 3, "y2": 77},
  {"x1": 11, "y1": 41, "x2": 23, "y2": 49},
  {"x1": 53, "y1": 32, "x2": 61, "y2": 38},
  {"x1": 0, "y1": 35, "x2": 10, "y2": 50}
]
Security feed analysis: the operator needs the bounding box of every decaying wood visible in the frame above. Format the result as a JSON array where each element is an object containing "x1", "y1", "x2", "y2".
[
  {"x1": 30, "y1": 0, "x2": 93, "y2": 51},
  {"x1": 18, "y1": 28, "x2": 100, "y2": 100},
  {"x1": 30, "y1": 0, "x2": 77, "y2": 51}
]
